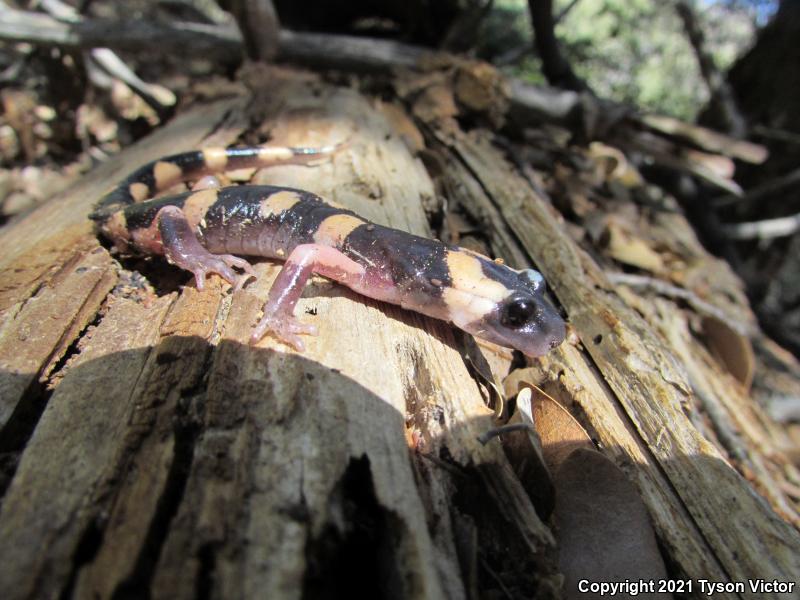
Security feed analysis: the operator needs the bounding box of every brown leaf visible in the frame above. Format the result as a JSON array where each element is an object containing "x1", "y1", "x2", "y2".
[
  {"x1": 528, "y1": 384, "x2": 594, "y2": 474},
  {"x1": 604, "y1": 219, "x2": 665, "y2": 273},
  {"x1": 555, "y1": 449, "x2": 672, "y2": 600},
  {"x1": 701, "y1": 315, "x2": 755, "y2": 389}
]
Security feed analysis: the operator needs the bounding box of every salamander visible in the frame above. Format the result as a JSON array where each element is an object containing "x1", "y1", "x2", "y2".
[{"x1": 91, "y1": 143, "x2": 566, "y2": 356}]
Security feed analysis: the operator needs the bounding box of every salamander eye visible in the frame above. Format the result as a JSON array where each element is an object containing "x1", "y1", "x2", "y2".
[{"x1": 501, "y1": 297, "x2": 536, "y2": 328}]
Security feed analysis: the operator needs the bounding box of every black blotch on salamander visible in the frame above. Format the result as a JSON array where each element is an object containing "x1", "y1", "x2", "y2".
[
  {"x1": 478, "y1": 256, "x2": 522, "y2": 291},
  {"x1": 343, "y1": 224, "x2": 451, "y2": 303},
  {"x1": 202, "y1": 186, "x2": 355, "y2": 241},
  {"x1": 164, "y1": 150, "x2": 206, "y2": 172},
  {"x1": 92, "y1": 151, "x2": 209, "y2": 223},
  {"x1": 124, "y1": 194, "x2": 190, "y2": 231}
]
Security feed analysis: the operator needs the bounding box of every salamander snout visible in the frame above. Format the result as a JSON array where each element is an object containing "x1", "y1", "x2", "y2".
[
  {"x1": 497, "y1": 292, "x2": 566, "y2": 356},
  {"x1": 441, "y1": 252, "x2": 567, "y2": 357},
  {"x1": 453, "y1": 289, "x2": 565, "y2": 357}
]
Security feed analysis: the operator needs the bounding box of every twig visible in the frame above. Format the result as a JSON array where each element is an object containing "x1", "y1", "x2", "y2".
[
  {"x1": 86, "y1": 49, "x2": 176, "y2": 107},
  {"x1": 493, "y1": 44, "x2": 529, "y2": 66},
  {"x1": 476, "y1": 423, "x2": 536, "y2": 446},
  {"x1": 721, "y1": 213, "x2": 800, "y2": 240},
  {"x1": 752, "y1": 124, "x2": 800, "y2": 146},
  {"x1": 441, "y1": 0, "x2": 494, "y2": 52},
  {"x1": 479, "y1": 557, "x2": 515, "y2": 600},
  {"x1": 554, "y1": 0, "x2": 582, "y2": 24},
  {"x1": 712, "y1": 167, "x2": 800, "y2": 208}
]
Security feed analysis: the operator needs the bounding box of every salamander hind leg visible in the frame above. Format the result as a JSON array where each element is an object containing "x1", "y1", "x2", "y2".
[
  {"x1": 252, "y1": 244, "x2": 366, "y2": 350},
  {"x1": 156, "y1": 205, "x2": 255, "y2": 291}
]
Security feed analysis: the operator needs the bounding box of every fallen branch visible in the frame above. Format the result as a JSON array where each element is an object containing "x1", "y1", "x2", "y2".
[
  {"x1": 640, "y1": 113, "x2": 766, "y2": 164},
  {"x1": 278, "y1": 29, "x2": 428, "y2": 71},
  {"x1": 0, "y1": 6, "x2": 243, "y2": 60}
]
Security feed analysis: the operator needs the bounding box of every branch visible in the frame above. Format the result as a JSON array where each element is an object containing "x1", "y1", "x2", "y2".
[
  {"x1": 674, "y1": 0, "x2": 747, "y2": 138},
  {"x1": 554, "y1": 0, "x2": 582, "y2": 24},
  {"x1": 527, "y1": 0, "x2": 588, "y2": 92},
  {"x1": 277, "y1": 29, "x2": 428, "y2": 72}
]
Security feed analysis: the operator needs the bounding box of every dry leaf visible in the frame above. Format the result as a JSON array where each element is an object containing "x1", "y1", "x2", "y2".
[
  {"x1": 587, "y1": 142, "x2": 644, "y2": 187},
  {"x1": 523, "y1": 384, "x2": 595, "y2": 474},
  {"x1": 555, "y1": 449, "x2": 672, "y2": 600},
  {"x1": 604, "y1": 219, "x2": 665, "y2": 273},
  {"x1": 701, "y1": 315, "x2": 755, "y2": 389},
  {"x1": 462, "y1": 338, "x2": 506, "y2": 419}
]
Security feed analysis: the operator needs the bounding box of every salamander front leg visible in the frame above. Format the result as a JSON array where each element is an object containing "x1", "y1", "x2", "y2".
[
  {"x1": 156, "y1": 206, "x2": 255, "y2": 291},
  {"x1": 252, "y1": 243, "x2": 366, "y2": 350}
]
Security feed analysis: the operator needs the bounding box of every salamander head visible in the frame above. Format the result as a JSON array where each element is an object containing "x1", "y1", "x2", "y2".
[{"x1": 444, "y1": 253, "x2": 566, "y2": 357}]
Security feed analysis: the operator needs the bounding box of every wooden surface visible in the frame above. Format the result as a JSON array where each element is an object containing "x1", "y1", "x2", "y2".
[{"x1": 0, "y1": 64, "x2": 798, "y2": 600}]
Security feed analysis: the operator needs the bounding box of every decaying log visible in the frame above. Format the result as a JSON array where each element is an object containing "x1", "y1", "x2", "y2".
[
  {"x1": 426, "y1": 128, "x2": 800, "y2": 590},
  {"x1": 0, "y1": 62, "x2": 798, "y2": 600}
]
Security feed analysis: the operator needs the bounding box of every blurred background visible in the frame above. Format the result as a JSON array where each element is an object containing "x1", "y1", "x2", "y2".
[{"x1": 1, "y1": 0, "x2": 798, "y2": 357}]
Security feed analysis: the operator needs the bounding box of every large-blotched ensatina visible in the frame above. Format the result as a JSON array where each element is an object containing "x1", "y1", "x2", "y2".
[{"x1": 91, "y1": 143, "x2": 566, "y2": 355}]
